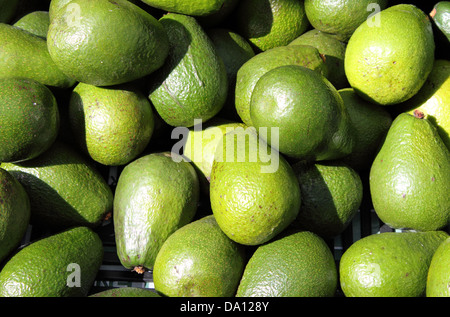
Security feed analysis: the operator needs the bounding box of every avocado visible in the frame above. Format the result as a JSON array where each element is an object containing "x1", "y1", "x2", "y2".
[
  {"x1": 1, "y1": 142, "x2": 114, "y2": 231},
  {"x1": 89, "y1": 287, "x2": 160, "y2": 297},
  {"x1": 427, "y1": 236, "x2": 450, "y2": 297},
  {"x1": 234, "y1": 0, "x2": 310, "y2": 52},
  {"x1": 13, "y1": 10, "x2": 50, "y2": 39},
  {"x1": 68, "y1": 82, "x2": 155, "y2": 166},
  {"x1": 0, "y1": 23, "x2": 76, "y2": 88},
  {"x1": 291, "y1": 161, "x2": 363, "y2": 239},
  {"x1": 47, "y1": 0, "x2": 169, "y2": 86},
  {"x1": 430, "y1": 1, "x2": 450, "y2": 42},
  {"x1": 0, "y1": 168, "x2": 30, "y2": 264},
  {"x1": 370, "y1": 112, "x2": 450, "y2": 232},
  {"x1": 250, "y1": 65, "x2": 355, "y2": 161},
  {"x1": 153, "y1": 215, "x2": 246, "y2": 297},
  {"x1": 0, "y1": 226, "x2": 103, "y2": 297},
  {"x1": 345, "y1": 4, "x2": 435, "y2": 105},
  {"x1": 114, "y1": 152, "x2": 200, "y2": 273},
  {"x1": 339, "y1": 231, "x2": 449, "y2": 297},
  {"x1": 148, "y1": 13, "x2": 228, "y2": 127},
  {"x1": 235, "y1": 44, "x2": 328, "y2": 127},
  {"x1": 210, "y1": 127, "x2": 301, "y2": 245},
  {"x1": 338, "y1": 88, "x2": 393, "y2": 171},
  {"x1": 289, "y1": 29, "x2": 348, "y2": 89},
  {"x1": 141, "y1": 0, "x2": 229, "y2": 16},
  {"x1": 236, "y1": 230, "x2": 337, "y2": 297},
  {"x1": 0, "y1": 77, "x2": 60, "y2": 163}
]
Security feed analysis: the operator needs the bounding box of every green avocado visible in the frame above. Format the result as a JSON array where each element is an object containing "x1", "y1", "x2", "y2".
[
  {"x1": 89, "y1": 287, "x2": 160, "y2": 297},
  {"x1": 431, "y1": 1, "x2": 450, "y2": 41},
  {"x1": 345, "y1": 4, "x2": 435, "y2": 105},
  {"x1": 0, "y1": 23, "x2": 76, "y2": 88},
  {"x1": 13, "y1": 11, "x2": 50, "y2": 39},
  {"x1": 1, "y1": 142, "x2": 114, "y2": 231},
  {"x1": 426, "y1": 236, "x2": 450, "y2": 297},
  {"x1": 0, "y1": 168, "x2": 30, "y2": 264},
  {"x1": 0, "y1": 77, "x2": 60, "y2": 163},
  {"x1": 339, "y1": 231, "x2": 449, "y2": 297},
  {"x1": 369, "y1": 112, "x2": 450, "y2": 232},
  {"x1": 140, "y1": 0, "x2": 227, "y2": 16},
  {"x1": 47, "y1": 0, "x2": 169, "y2": 86},
  {"x1": 113, "y1": 152, "x2": 200, "y2": 272},
  {"x1": 68, "y1": 82, "x2": 155, "y2": 166},
  {"x1": 148, "y1": 13, "x2": 228, "y2": 127},
  {"x1": 0, "y1": 226, "x2": 103, "y2": 297},
  {"x1": 153, "y1": 215, "x2": 246, "y2": 297},
  {"x1": 235, "y1": 44, "x2": 328, "y2": 127}
]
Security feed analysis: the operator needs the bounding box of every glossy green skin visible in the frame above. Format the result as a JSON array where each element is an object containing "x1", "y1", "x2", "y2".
[
  {"x1": 250, "y1": 65, "x2": 354, "y2": 161},
  {"x1": 0, "y1": 168, "x2": 30, "y2": 264},
  {"x1": 427, "y1": 237, "x2": 450, "y2": 297},
  {"x1": 304, "y1": 0, "x2": 389, "y2": 41},
  {"x1": 13, "y1": 11, "x2": 50, "y2": 39},
  {"x1": 339, "y1": 231, "x2": 449, "y2": 297},
  {"x1": 345, "y1": 4, "x2": 435, "y2": 105},
  {"x1": 370, "y1": 113, "x2": 450, "y2": 231},
  {"x1": 89, "y1": 287, "x2": 160, "y2": 297},
  {"x1": 0, "y1": 78, "x2": 60, "y2": 163},
  {"x1": 114, "y1": 152, "x2": 200, "y2": 271},
  {"x1": 47, "y1": 0, "x2": 169, "y2": 86},
  {"x1": 291, "y1": 161, "x2": 363, "y2": 238},
  {"x1": 431, "y1": 1, "x2": 450, "y2": 41},
  {"x1": 1, "y1": 142, "x2": 114, "y2": 230},
  {"x1": 210, "y1": 128, "x2": 301, "y2": 245},
  {"x1": 236, "y1": 231, "x2": 337, "y2": 297},
  {"x1": 140, "y1": 0, "x2": 226, "y2": 16},
  {"x1": 235, "y1": 45, "x2": 328, "y2": 127},
  {"x1": 0, "y1": 226, "x2": 103, "y2": 297},
  {"x1": 153, "y1": 215, "x2": 246, "y2": 297},
  {"x1": 0, "y1": 23, "x2": 75, "y2": 88},
  {"x1": 289, "y1": 29, "x2": 348, "y2": 89},
  {"x1": 149, "y1": 13, "x2": 228, "y2": 127},
  {"x1": 69, "y1": 82, "x2": 154, "y2": 166},
  {"x1": 235, "y1": 0, "x2": 310, "y2": 52}
]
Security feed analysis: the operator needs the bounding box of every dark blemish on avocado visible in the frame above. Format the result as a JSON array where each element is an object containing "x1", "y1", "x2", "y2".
[
  {"x1": 402, "y1": 193, "x2": 406, "y2": 198},
  {"x1": 431, "y1": 176, "x2": 435, "y2": 181}
]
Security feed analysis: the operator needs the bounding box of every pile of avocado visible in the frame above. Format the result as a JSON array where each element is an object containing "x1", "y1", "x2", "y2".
[{"x1": 0, "y1": 0, "x2": 449, "y2": 298}]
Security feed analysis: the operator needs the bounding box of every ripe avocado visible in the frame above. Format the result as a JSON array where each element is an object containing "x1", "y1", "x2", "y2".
[
  {"x1": 0, "y1": 226, "x2": 103, "y2": 297},
  {"x1": 114, "y1": 152, "x2": 200, "y2": 272},
  {"x1": 148, "y1": 13, "x2": 228, "y2": 127},
  {"x1": 68, "y1": 82, "x2": 155, "y2": 166},
  {"x1": 153, "y1": 215, "x2": 246, "y2": 297},
  {"x1": 0, "y1": 23, "x2": 76, "y2": 88},
  {"x1": 0, "y1": 77, "x2": 59, "y2": 163},
  {"x1": 0, "y1": 168, "x2": 30, "y2": 264},
  {"x1": 47, "y1": 0, "x2": 169, "y2": 86},
  {"x1": 1, "y1": 142, "x2": 114, "y2": 231}
]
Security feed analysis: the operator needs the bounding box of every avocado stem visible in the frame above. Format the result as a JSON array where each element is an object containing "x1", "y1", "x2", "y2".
[
  {"x1": 430, "y1": 8, "x2": 436, "y2": 19},
  {"x1": 413, "y1": 109, "x2": 425, "y2": 119},
  {"x1": 133, "y1": 266, "x2": 146, "y2": 274}
]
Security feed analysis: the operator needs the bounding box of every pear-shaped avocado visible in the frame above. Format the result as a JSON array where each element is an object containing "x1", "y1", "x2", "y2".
[
  {"x1": 339, "y1": 231, "x2": 449, "y2": 297},
  {"x1": 148, "y1": 13, "x2": 228, "y2": 127},
  {"x1": 0, "y1": 168, "x2": 30, "y2": 264},
  {"x1": 345, "y1": 4, "x2": 435, "y2": 105},
  {"x1": 0, "y1": 226, "x2": 103, "y2": 297},
  {"x1": 369, "y1": 112, "x2": 450, "y2": 232},
  {"x1": 69, "y1": 82, "x2": 155, "y2": 166},
  {"x1": 113, "y1": 152, "x2": 200, "y2": 273},
  {"x1": 47, "y1": 0, "x2": 169, "y2": 86},
  {"x1": 153, "y1": 215, "x2": 246, "y2": 297},
  {"x1": 0, "y1": 23, "x2": 75, "y2": 88}
]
